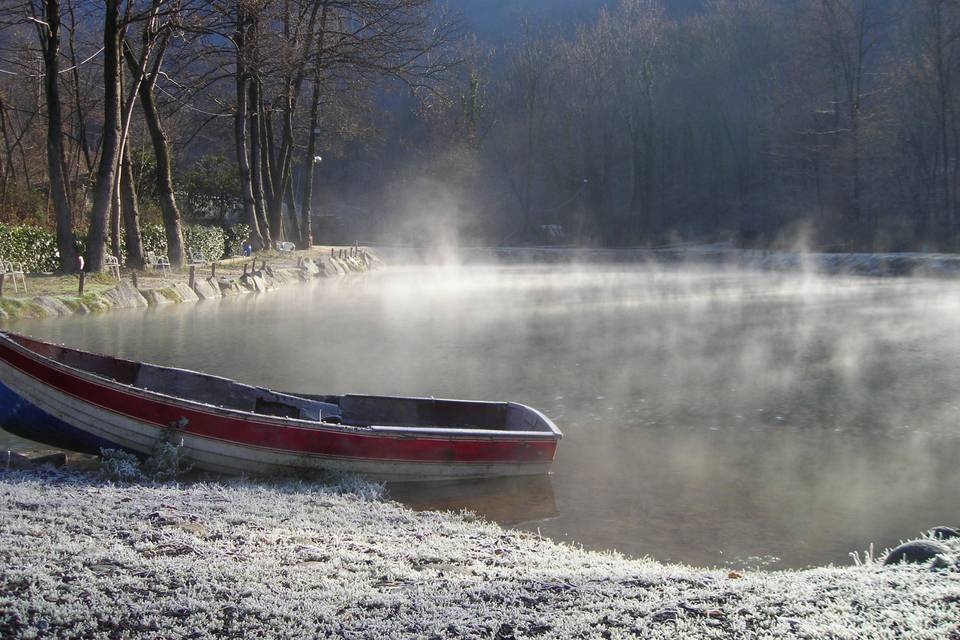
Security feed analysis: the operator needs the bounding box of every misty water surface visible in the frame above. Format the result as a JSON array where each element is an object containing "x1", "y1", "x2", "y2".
[{"x1": 5, "y1": 263, "x2": 960, "y2": 569}]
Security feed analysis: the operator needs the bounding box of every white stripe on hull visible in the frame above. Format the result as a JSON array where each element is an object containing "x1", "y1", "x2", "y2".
[{"x1": 0, "y1": 361, "x2": 553, "y2": 480}]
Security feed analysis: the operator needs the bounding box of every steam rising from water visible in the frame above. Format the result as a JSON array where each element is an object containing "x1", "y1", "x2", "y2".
[{"x1": 9, "y1": 261, "x2": 960, "y2": 568}]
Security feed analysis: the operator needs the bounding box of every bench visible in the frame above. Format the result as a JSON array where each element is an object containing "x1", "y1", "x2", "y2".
[
  {"x1": 104, "y1": 255, "x2": 120, "y2": 280},
  {"x1": 0, "y1": 259, "x2": 26, "y2": 293},
  {"x1": 187, "y1": 249, "x2": 208, "y2": 266},
  {"x1": 145, "y1": 251, "x2": 170, "y2": 275}
]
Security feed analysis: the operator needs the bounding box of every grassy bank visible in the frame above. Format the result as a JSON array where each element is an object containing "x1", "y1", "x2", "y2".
[
  {"x1": 0, "y1": 246, "x2": 380, "y2": 321},
  {"x1": 1, "y1": 466, "x2": 957, "y2": 639}
]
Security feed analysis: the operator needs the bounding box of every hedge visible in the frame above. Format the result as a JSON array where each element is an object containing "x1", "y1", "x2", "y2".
[
  {"x1": 223, "y1": 224, "x2": 252, "y2": 258},
  {"x1": 0, "y1": 225, "x2": 61, "y2": 272},
  {"x1": 139, "y1": 223, "x2": 251, "y2": 263},
  {"x1": 0, "y1": 223, "x2": 251, "y2": 273}
]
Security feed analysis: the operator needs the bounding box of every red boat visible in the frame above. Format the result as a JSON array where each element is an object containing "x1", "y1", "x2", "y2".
[{"x1": 0, "y1": 332, "x2": 561, "y2": 480}]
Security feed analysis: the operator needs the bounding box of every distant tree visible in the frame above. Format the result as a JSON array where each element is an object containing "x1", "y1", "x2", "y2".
[
  {"x1": 607, "y1": 0, "x2": 669, "y2": 239},
  {"x1": 182, "y1": 155, "x2": 242, "y2": 224},
  {"x1": 895, "y1": 0, "x2": 960, "y2": 243},
  {"x1": 809, "y1": 0, "x2": 895, "y2": 242},
  {"x1": 499, "y1": 19, "x2": 557, "y2": 239}
]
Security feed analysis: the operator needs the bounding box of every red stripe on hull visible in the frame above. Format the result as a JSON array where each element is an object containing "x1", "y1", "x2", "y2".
[{"x1": 0, "y1": 341, "x2": 557, "y2": 465}]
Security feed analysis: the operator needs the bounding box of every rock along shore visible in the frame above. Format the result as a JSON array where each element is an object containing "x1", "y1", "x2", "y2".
[
  {"x1": 0, "y1": 247, "x2": 383, "y2": 322},
  {"x1": 0, "y1": 466, "x2": 958, "y2": 639}
]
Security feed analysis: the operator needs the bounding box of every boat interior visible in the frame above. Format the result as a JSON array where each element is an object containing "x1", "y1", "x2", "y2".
[{"x1": 7, "y1": 334, "x2": 555, "y2": 434}]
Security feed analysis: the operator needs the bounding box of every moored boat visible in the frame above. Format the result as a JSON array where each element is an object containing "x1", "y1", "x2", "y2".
[{"x1": 0, "y1": 332, "x2": 561, "y2": 480}]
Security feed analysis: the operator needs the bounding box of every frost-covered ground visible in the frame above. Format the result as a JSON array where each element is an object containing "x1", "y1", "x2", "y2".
[{"x1": 1, "y1": 469, "x2": 958, "y2": 639}]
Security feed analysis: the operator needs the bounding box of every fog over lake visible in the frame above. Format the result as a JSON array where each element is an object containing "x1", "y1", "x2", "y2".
[{"x1": 6, "y1": 263, "x2": 960, "y2": 569}]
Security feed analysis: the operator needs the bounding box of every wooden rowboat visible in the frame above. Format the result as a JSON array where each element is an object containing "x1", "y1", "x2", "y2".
[{"x1": 0, "y1": 332, "x2": 562, "y2": 480}]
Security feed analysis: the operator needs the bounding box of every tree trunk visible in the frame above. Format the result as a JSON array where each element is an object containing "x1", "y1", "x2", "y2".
[
  {"x1": 110, "y1": 182, "x2": 121, "y2": 259},
  {"x1": 269, "y1": 100, "x2": 294, "y2": 241},
  {"x1": 265, "y1": 104, "x2": 285, "y2": 241},
  {"x1": 40, "y1": 0, "x2": 78, "y2": 273},
  {"x1": 234, "y1": 9, "x2": 264, "y2": 250},
  {"x1": 87, "y1": 0, "x2": 122, "y2": 272},
  {"x1": 136, "y1": 64, "x2": 185, "y2": 267},
  {"x1": 67, "y1": 0, "x2": 92, "y2": 176},
  {"x1": 120, "y1": 144, "x2": 145, "y2": 269},
  {"x1": 299, "y1": 79, "x2": 321, "y2": 249},
  {"x1": 248, "y1": 79, "x2": 270, "y2": 243},
  {"x1": 0, "y1": 96, "x2": 15, "y2": 198},
  {"x1": 258, "y1": 89, "x2": 275, "y2": 231},
  {"x1": 265, "y1": 0, "x2": 322, "y2": 243},
  {"x1": 284, "y1": 179, "x2": 300, "y2": 247}
]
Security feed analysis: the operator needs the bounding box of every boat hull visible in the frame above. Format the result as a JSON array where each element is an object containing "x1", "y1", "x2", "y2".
[{"x1": 0, "y1": 336, "x2": 559, "y2": 480}]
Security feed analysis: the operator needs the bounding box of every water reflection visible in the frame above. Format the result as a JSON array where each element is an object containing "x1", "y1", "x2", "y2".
[
  {"x1": 4, "y1": 264, "x2": 960, "y2": 568},
  {"x1": 388, "y1": 475, "x2": 558, "y2": 526}
]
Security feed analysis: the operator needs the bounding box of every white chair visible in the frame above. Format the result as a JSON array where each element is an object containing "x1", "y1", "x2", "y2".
[
  {"x1": 104, "y1": 255, "x2": 121, "y2": 280},
  {"x1": 187, "y1": 249, "x2": 208, "y2": 266},
  {"x1": 276, "y1": 241, "x2": 296, "y2": 254},
  {"x1": 145, "y1": 251, "x2": 171, "y2": 275},
  {"x1": 0, "y1": 259, "x2": 26, "y2": 293}
]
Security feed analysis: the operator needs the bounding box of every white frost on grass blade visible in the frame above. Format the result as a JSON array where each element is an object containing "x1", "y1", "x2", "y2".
[{"x1": 0, "y1": 469, "x2": 958, "y2": 639}]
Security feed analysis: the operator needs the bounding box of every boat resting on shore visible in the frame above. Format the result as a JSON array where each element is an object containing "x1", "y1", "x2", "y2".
[{"x1": 0, "y1": 332, "x2": 561, "y2": 480}]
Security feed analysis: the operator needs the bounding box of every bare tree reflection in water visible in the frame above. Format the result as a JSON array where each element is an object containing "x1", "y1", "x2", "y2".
[{"x1": 10, "y1": 263, "x2": 960, "y2": 569}]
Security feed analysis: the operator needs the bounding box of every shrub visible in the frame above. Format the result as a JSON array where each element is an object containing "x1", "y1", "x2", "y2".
[
  {"x1": 0, "y1": 224, "x2": 60, "y2": 272},
  {"x1": 180, "y1": 154, "x2": 241, "y2": 223},
  {"x1": 98, "y1": 223, "x2": 224, "y2": 265},
  {"x1": 183, "y1": 225, "x2": 226, "y2": 262},
  {"x1": 223, "y1": 223, "x2": 251, "y2": 257},
  {"x1": 98, "y1": 449, "x2": 144, "y2": 483},
  {"x1": 142, "y1": 439, "x2": 191, "y2": 481},
  {"x1": 140, "y1": 223, "x2": 168, "y2": 256},
  {"x1": 0, "y1": 221, "x2": 253, "y2": 271}
]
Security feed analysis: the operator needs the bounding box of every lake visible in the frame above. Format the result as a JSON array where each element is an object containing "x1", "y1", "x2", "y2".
[{"x1": 4, "y1": 262, "x2": 959, "y2": 569}]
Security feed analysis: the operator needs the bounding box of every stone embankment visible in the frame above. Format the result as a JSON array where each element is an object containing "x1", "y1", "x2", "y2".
[{"x1": 0, "y1": 248, "x2": 382, "y2": 322}]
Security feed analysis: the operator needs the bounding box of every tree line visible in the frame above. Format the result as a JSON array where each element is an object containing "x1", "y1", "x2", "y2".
[
  {"x1": 1, "y1": 0, "x2": 959, "y2": 270},
  {"x1": 0, "y1": 0, "x2": 452, "y2": 272},
  {"x1": 391, "y1": 0, "x2": 960, "y2": 251}
]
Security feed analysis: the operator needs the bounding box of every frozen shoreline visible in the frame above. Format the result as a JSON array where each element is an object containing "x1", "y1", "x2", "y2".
[
  {"x1": 0, "y1": 246, "x2": 381, "y2": 322},
  {"x1": 1, "y1": 468, "x2": 957, "y2": 639}
]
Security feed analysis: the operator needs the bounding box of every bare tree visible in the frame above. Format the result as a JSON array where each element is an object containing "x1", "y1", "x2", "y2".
[
  {"x1": 86, "y1": 0, "x2": 122, "y2": 271},
  {"x1": 126, "y1": 28, "x2": 187, "y2": 267},
  {"x1": 605, "y1": 0, "x2": 668, "y2": 239},
  {"x1": 31, "y1": 0, "x2": 78, "y2": 271},
  {"x1": 499, "y1": 18, "x2": 556, "y2": 239},
  {"x1": 812, "y1": 0, "x2": 893, "y2": 239},
  {"x1": 233, "y1": 1, "x2": 266, "y2": 249}
]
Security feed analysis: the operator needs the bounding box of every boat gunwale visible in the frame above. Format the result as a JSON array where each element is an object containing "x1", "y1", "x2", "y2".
[{"x1": 0, "y1": 332, "x2": 562, "y2": 443}]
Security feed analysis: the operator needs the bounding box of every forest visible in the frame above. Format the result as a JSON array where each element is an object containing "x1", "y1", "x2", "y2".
[{"x1": 1, "y1": 0, "x2": 959, "y2": 272}]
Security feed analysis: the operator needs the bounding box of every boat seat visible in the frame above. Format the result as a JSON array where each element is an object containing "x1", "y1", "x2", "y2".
[
  {"x1": 134, "y1": 364, "x2": 256, "y2": 411},
  {"x1": 255, "y1": 398, "x2": 307, "y2": 420},
  {"x1": 340, "y1": 395, "x2": 507, "y2": 429}
]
